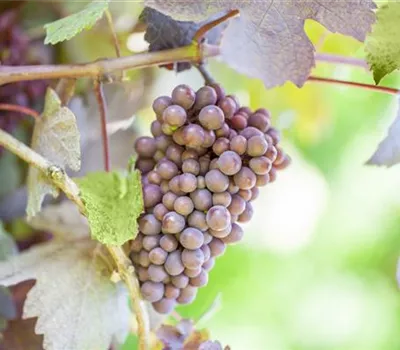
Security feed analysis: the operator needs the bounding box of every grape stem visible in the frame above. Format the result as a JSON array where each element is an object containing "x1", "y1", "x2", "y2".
[
  {"x1": 0, "y1": 43, "x2": 220, "y2": 85},
  {"x1": 0, "y1": 103, "x2": 40, "y2": 119},
  {"x1": 55, "y1": 78, "x2": 76, "y2": 106},
  {"x1": 0, "y1": 128, "x2": 150, "y2": 350},
  {"x1": 196, "y1": 64, "x2": 216, "y2": 85},
  {"x1": 93, "y1": 80, "x2": 111, "y2": 172},
  {"x1": 105, "y1": 9, "x2": 121, "y2": 58},
  {"x1": 307, "y1": 76, "x2": 399, "y2": 95},
  {"x1": 315, "y1": 53, "x2": 369, "y2": 70}
]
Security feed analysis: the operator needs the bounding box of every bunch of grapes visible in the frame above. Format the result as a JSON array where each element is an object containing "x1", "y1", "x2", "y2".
[
  {"x1": 131, "y1": 83, "x2": 290, "y2": 314},
  {"x1": 0, "y1": 8, "x2": 47, "y2": 133}
]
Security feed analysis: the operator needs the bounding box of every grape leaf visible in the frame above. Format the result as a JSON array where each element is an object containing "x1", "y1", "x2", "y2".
[
  {"x1": 367, "y1": 95, "x2": 400, "y2": 167},
  {"x1": 144, "y1": 0, "x2": 376, "y2": 88},
  {"x1": 44, "y1": 0, "x2": 110, "y2": 45},
  {"x1": 365, "y1": 2, "x2": 400, "y2": 84},
  {"x1": 0, "y1": 239, "x2": 130, "y2": 350},
  {"x1": 76, "y1": 171, "x2": 143, "y2": 245},
  {"x1": 141, "y1": 7, "x2": 227, "y2": 72},
  {"x1": 27, "y1": 88, "x2": 81, "y2": 219}
]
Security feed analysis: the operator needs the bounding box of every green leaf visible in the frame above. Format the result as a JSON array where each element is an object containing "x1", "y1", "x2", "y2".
[
  {"x1": 365, "y1": 2, "x2": 400, "y2": 84},
  {"x1": 76, "y1": 171, "x2": 143, "y2": 245},
  {"x1": 44, "y1": 0, "x2": 110, "y2": 45},
  {"x1": 27, "y1": 88, "x2": 81, "y2": 219}
]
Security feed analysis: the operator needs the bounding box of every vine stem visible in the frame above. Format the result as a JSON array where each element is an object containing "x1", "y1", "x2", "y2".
[
  {"x1": 0, "y1": 128, "x2": 149, "y2": 350},
  {"x1": 0, "y1": 43, "x2": 220, "y2": 85},
  {"x1": 105, "y1": 9, "x2": 121, "y2": 58},
  {"x1": 0, "y1": 103, "x2": 39, "y2": 119},
  {"x1": 307, "y1": 76, "x2": 399, "y2": 95},
  {"x1": 315, "y1": 53, "x2": 369, "y2": 70},
  {"x1": 93, "y1": 80, "x2": 111, "y2": 172}
]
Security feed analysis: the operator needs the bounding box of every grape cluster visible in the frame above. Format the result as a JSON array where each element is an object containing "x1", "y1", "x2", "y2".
[
  {"x1": 131, "y1": 83, "x2": 290, "y2": 314},
  {"x1": 0, "y1": 9, "x2": 47, "y2": 133}
]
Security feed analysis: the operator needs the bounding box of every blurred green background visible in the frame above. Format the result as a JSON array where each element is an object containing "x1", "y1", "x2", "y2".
[{"x1": 3, "y1": 2, "x2": 400, "y2": 349}]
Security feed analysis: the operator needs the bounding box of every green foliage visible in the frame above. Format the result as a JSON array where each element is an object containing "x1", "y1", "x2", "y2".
[
  {"x1": 366, "y1": 2, "x2": 400, "y2": 84},
  {"x1": 76, "y1": 171, "x2": 143, "y2": 245},
  {"x1": 44, "y1": 0, "x2": 110, "y2": 45},
  {"x1": 27, "y1": 88, "x2": 81, "y2": 218}
]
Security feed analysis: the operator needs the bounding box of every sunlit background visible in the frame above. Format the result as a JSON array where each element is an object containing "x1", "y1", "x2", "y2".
[{"x1": 3, "y1": 2, "x2": 400, "y2": 349}]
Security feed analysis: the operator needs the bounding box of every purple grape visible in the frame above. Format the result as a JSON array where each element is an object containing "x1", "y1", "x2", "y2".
[
  {"x1": 202, "y1": 129, "x2": 216, "y2": 148},
  {"x1": 141, "y1": 281, "x2": 164, "y2": 302},
  {"x1": 200, "y1": 244, "x2": 211, "y2": 262},
  {"x1": 181, "y1": 149, "x2": 199, "y2": 161},
  {"x1": 248, "y1": 112, "x2": 270, "y2": 132},
  {"x1": 229, "y1": 135, "x2": 247, "y2": 155},
  {"x1": 162, "y1": 105, "x2": 187, "y2": 127},
  {"x1": 182, "y1": 248, "x2": 205, "y2": 269},
  {"x1": 212, "y1": 192, "x2": 232, "y2": 207},
  {"x1": 171, "y1": 274, "x2": 189, "y2": 288},
  {"x1": 177, "y1": 285, "x2": 197, "y2": 305},
  {"x1": 151, "y1": 120, "x2": 163, "y2": 137},
  {"x1": 136, "y1": 158, "x2": 155, "y2": 174},
  {"x1": 218, "y1": 96, "x2": 238, "y2": 119},
  {"x1": 228, "y1": 195, "x2": 246, "y2": 215},
  {"x1": 137, "y1": 266, "x2": 149, "y2": 282},
  {"x1": 134, "y1": 136, "x2": 157, "y2": 158},
  {"x1": 221, "y1": 223, "x2": 244, "y2": 244},
  {"x1": 184, "y1": 266, "x2": 202, "y2": 278},
  {"x1": 249, "y1": 156, "x2": 272, "y2": 175},
  {"x1": 166, "y1": 144, "x2": 184, "y2": 166},
  {"x1": 162, "y1": 212, "x2": 186, "y2": 234},
  {"x1": 230, "y1": 113, "x2": 248, "y2": 130},
  {"x1": 179, "y1": 227, "x2": 204, "y2": 249},
  {"x1": 202, "y1": 257, "x2": 215, "y2": 271},
  {"x1": 209, "y1": 238, "x2": 226, "y2": 257},
  {"x1": 153, "y1": 203, "x2": 168, "y2": 221},
  {"x1": 188, "y1": 210, "x2": 208, "y2": 231},
  {"x1": 178, "y1": 173, "x2": 197, "y2": 193},
  {"x1": 205, "y1": 169, "x2": 229, "y2": 193},
  {"x1": 152, "y1": 96, "x2": 172, "y2": 119},
  {"x1": 256, "y1": 173, "x2": 270, "y2": 186},
  {"x1": 147, "y1": 170, "x2": 162, "y2": 185},
  {"x1": 238, "y1": 189, "x2": 252, "y2": 201},
  {"x1": 247, "y1": 135, "x2": 268, "y2": 157},
  {"x1": 183, "y1": 124, "x2": 205, "y2": 148},
  {"x1": 143, "y1": 235, "x2": 161, "y2": 251},
  {"x1": 164, "y1": 284, "x2": 180, "y2": 299},
  {"x1": 182, "y1": 158, "x2": 200, "y2": 175},
  {"x1": 165, "y1": 251, "x2": 185, "y2": 276},
  {"x1": 155, "y1": 134, "x2": 173, "y2": 152},
  {"x1": 139, "y1": 214, "x2": 161, "y2": 235},
  {"x1": 217, "y1": 150, "x2": 242, "y2": 175},
  {"x1": 174, "y1": 196, "x2": 194, "y2": 216},
  {"x1": 160, "y1": 235, "x2": 179, "y2": 252},
  {"x1": 156, "y1": 159, "x2": 179, "y2": 180},
  {"x1": 190, "y1": 189, "x2": 213, "y2": 211},
  {"x1": 190, "y1": 269, "x2": 208, "y2": 287},
  {"x1": 197, "y1": 176, "x2": 206, "y2": 189},
  {"x1": 171, "y1": 84, "x2": 196, "y2": 110},
  {"x1": 206, "y1": 205, "x2": 231, "y2": 231},
  {"x1": 209, "y1": 224, "x2": 231, "y2": 238},
  {"x1": 212, "y1": 137, "x2": 230, "y2": 155},
  {"x1": 148, "y1": 264, "x2": 168, "y2": 282},
  {"x1": 149, "y1": 247, "x2": 168, "y2": 265},
  {"x1": 215, "y1": 123, "x2": 230, "y2": 138},
  {"x1": 250, "y1": 187, "x2": 260, "y2": 201},
  {"x1": 233, "y1": 167, "x2": 256, "y2": 190},
  {"x1": 152, "y1": 298, "x2": 176, "y2": 314},
  {"x1": 143, "y1": 184, "x2": 162, "y2": 208},
  {"x1": 199, "y1": 105, "x2": 225, "y2": 130},
  {"x1": 194, "y1": 86, "x2": 218, "y2": 110},
  {"x1": 238, "y1": 202, "x2": 254, "y2": 223},
  {"x1": 139, "y1": 250, "x2": 150, "y2": 267},
  {"x1": 162, "y1": 192, "x2": 178, "y2": 210}
]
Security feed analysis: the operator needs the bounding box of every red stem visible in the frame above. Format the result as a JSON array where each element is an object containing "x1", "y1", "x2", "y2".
[
  {"x1": 93, "y1": 80, "x2": 110, "y2": 172},
  {"x1": 307, "y1": 76, "x2": 399, "y2": 95},
  {"x1": 0, "y1": 103, "x2": 39, "y2": 119}
]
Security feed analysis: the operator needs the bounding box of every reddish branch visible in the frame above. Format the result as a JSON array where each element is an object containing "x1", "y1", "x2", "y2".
[
  {"x1": 307, "y1": 76, "x2": 399, "y2": 95},
  {"x1": 0, "y1": 103, "x2": 39, "y2": 119},
  {"x1": 93, "y1": 80, "x2": 111, "y2": 172}
]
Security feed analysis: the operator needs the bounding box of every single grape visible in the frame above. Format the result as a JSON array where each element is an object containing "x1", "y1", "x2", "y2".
[
  {"x1": 176, "y1": 285, "x2": 197, "y2": 305},
  {"x1": 228, "y1": 195, "x2": 246, "y2": 215},
  {"x1": 161, "y1": 212, "x2": 186, "y2": 234},
  {"x1": 143, "y1": 184, "x2": 162, "y2": 208},
  {"x1": 256, "y1": 173, "x2": 270, "y2": 186},
  {"x1": 143, "y1": 234, "x2": 161, "y2": 251},
  {"x1": 153, "y1": 203, "x2": 169, "y2": 221},
  {"x1": 203, "y1": 232, "x2": 213, "y2": 244},
  {"x1": 208, "y1": 83, "x2": 226, "y2": 101},
  {"x1": 267, "y1": 128, "x2": 281, "y2": 145},
  {"x1": 230, "y1": 113, "x2": 247, "y2": 130},
  {"x1": 148, "y1": 264, "x2": 168, "y2": 282},
  {"x1": 194, "y1": 86, "x2": 218, "y2": 110},
  {"x1": 160, "y1": 235, "x2": 179, "y2": 252},
  {"x1": 178, "y1": 173, "x2": 197, "y2": 193},
  {"x1": 162, "y1": 105, "x2": 187, "y2": 127},
  {"x1": 238, "y1": 201, "x2": 254, "y2": 223},
  {"x1": 249, "y1": 156, "x2": 272, "y2": 175},
  {"x1": 136, "y1": 159, "x2": 155, "y2": 174},
  {"x1": 172, "y1": 126, "x2": 185, "y2": 145},
  {"x1": 247, "y1": 135, "x2": 268, "y2": 157},
  {"x1": 199, "y1": 155, "x2": 211, "y2": 176},
  {"x1": 202, "y1": 129, "x2": 216, "y2": 148},
  {"x1": 215, "y1": 123, "x2": 230, "y2": 138},
  {"x1": 209, "y1": 158, "x2": 219, "y2": 170},
  {"x1": 152, "y1": 298, "x2": 176, "y2": 314},
  {"x1": 139, "y1": 214, "x2": 161, "y2": 235},
  {"x1": 229, "y1": 135, "x2": 247, "y2": 155},
  {"x1": 190, "y1": 269, "x2": 208, "y2": 287},
  {"x1": 174, "y1": 196, "x2": 194, "y2": 216},
  {"x1": 200, "y1": 244, "x2": 211, "y2": 262},
  {"x1": 199, "y1": 105, "x2": 225, "y2": 130},
  {"x1": 151, "y1": 120, "x2": 163, "y2": 137},
  {"x1": 217, "y1": 150, "x2": 242, "y2": 175},
  {"x1": 179, "y1": 227, "x2": 204, "y2": 250},
  {"x1": 166, "y1": 144, "x2": 184, "y2": 166},
  {"x1": 205, "y1": 169, "x2": 229, "y2": 193},
  {"x1": 250, "y1": 187, "x2": 260, "y2": 201},
  {"x1": 274, "y1": 155, "x2": 291, "y2": 170},
  {"x1": 162, "y1": 192, "x2": 178, "y2": 211},
  {"x1": 197, "y1": 176, "x2": 206, "y2": 189},
  {"x1": 141, "y1": 281, "x2": 164, "y2": 302},
  {"x1": 212, "y1": 137, "x2": 230, "y2": 155},
  {"x1": 152, "y1": 96, "x2": 172, "y2": 119},
  {"x1": 212, "y1": 192, "x2": 232, "y2": 207},
  {"x1": 164, "y1": 251, "x2": 185, "y2": 276},
  {"x1": 161, "y1": 123, "x2": 175, "y2": 135},
  {"x1": 164, "y1": 284, "x2": 180, "y2": 299},
  {"x1": 182, "y1": 149, "x2": 199, "y2": 161},
  {"x1": 147, "y1": 170, "x2": 162, "y2": 185},
  {"x1": 248, "y1": 112, "x2": 270, "y2": 132},
  {"x1": 155, "y1": 134, "x2": 173, "y2": 152},
  {"x1": 171, "y1": 274, "x2": 189, "y2": 288},
  {"x1": 182, "y1": 158, "x2": 200, "y2": 175},
  {"x1": 218, "y1": 96, "x2": 238, "y2": 119},
  {"x1": 149, "y1": 247, "x2": 168, "y2": 265},
  {"x1": 184, "y1": 266, "x2": 202, "y2": 278},
  {"x1": 182, "y1": 248, "x2": 205, "y2": 270},
  {"x1": 228, "y1": 179, "x2": 239, "y2": 195},
  {"x1": 134, "y1": 136, "x2": 157, "y2": 158},
  {"x1": 183, "y1": 124, "x2": 205, "y2": 148},
  {"x1": 160, "y1": 180, "x2": 170, "y2": 194},
  {"x1": 188, "y1": 210, "x2": 208, "y2": 231},
  {"x1": 130, "y1": 233, "x2": 143, "y2": 253},
  {"x1": 171, "y1": 84, "x2": 196, "y2": 110},
  {"x1": 240, "y1": 126, "x2": 264, "y2": 139},
  {"x1": 190, "y1": 189, "x2": 213, "y2": 211},
  {"x1": 233, "y1": 167, "x2": 256, "y2": 190},
  {"x1": 221, "y1": 223, "x2": 244, "y2": 244},
  {"x1": 206, "y1": 205, "x2": 231, "y2": 231},
  {"x1": 137, "y1": 266, "x2": 149, "y2": 282},
  {"x1": 156, "y1": 159, "x2": 179, "y2": 180},
  {"x1": 209, "y1": 224, "x2": 231, "y2": 238},
  {"x1": 209, "y1": 238, "x2": 226, "y2": 257},
  {"x1": 202, "y1": 257, "x2": 215, "y2": 271},
  {"x1": 238, "y1": 189, "x2": 252, "y2": 201},
  {"x1": 139, "y1": 250, "x2": 150, "y2": 267},
  {"x1": 153, "y1": 150, "x2": 164, "y2": 162}
]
